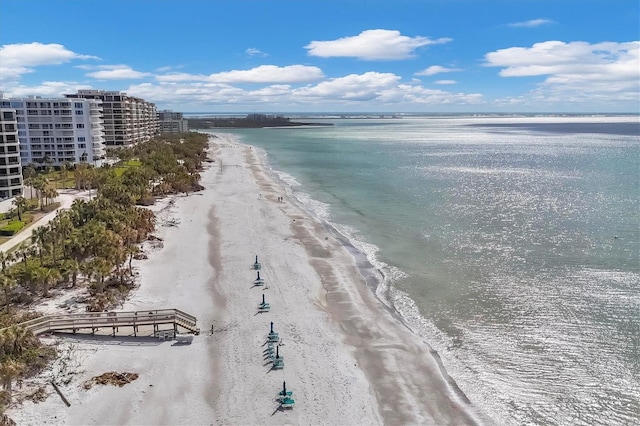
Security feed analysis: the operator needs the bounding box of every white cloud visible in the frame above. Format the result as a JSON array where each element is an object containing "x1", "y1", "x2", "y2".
[
  {"x1": 156, "y1": 65, "x2": 323, "y2": 84},
  {"x1": 294, "y1": 72, "x2": 401, "y2": 101},
  {"x1": 156, "y1": 72, "x2": 208, "y2": 82},
  {"x1": 207, "y1": 65, "x2": 324, "y2": 84},
  {"x1": 508, "y1": 19, "x2": 554, "y2": 28},
  {"x1": 245, "y1": 48, "x2": 268, "y2": 57},
  {"x1": 126, "y1": 71, "x2": 483, "y2": 109},
  {"x1": 156, "y1": 65, "x2": 184, "y2": 72},
  {"x1": 416, "y1": 65, "x2": 462, "y2": 76},
  {"x1": 3, "y1": 81, "x2": 94, "y2": 98},
  {"x1": 485, "y1": 40, "x2": 640, "y2": 104},
  {"x1": 435, "y1": 80, "x2": 457, "y2": 85},
  {"x1": 86, "y1": 65, "x2": 151, "y2": 79},
  {"x1": 0, "y1": 42, "x2": 98, "y2": 81},
  {"x1": 305, "y1": 29, "x2": 451, "y2": 60}
]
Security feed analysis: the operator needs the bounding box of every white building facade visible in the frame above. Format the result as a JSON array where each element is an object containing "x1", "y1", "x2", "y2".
[
  {"x1": 65, "y1": 90, "x2": 158, "y2": 146},
  {"x1": 0, "y1": 108, "x2": 23, "y2": 200},
  {"x1": 158, "y1": 110, "x2": 189, "y2": 133},
  {"x1": 0, "y1": 98, "x2": 106, "y2": 168}
]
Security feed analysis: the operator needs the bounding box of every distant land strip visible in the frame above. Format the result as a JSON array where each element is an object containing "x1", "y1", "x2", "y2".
[{"x1": 188, "y1": 113, "x2": 333, "y2": 129}]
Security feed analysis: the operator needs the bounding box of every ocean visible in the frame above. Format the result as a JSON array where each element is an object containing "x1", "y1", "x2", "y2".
[{"x1": 205, "y1": 115, "x2": 639, "y2": 425}]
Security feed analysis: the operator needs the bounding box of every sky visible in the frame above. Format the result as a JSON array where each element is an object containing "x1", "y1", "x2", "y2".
[{"x1": 0, "y1": 0, "x2": 638, "y2": 113}]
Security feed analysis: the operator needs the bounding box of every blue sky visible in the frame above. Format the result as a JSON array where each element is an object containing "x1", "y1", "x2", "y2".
[{"x1": 0, "y1": 0, "x2": 638, "y2": 113}]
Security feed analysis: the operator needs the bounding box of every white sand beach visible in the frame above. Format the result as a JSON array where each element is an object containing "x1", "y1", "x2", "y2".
[{"x1": 8, "y1": 134, "x2": 483, "y2": 425}]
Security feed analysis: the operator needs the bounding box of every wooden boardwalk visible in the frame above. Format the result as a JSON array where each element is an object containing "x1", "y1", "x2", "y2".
[{"x1": 3, "y1": 309, "x2": 199, "y2": 337}]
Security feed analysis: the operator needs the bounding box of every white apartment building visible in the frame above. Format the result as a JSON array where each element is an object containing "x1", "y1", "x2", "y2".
[
  {"x1": 0, "y1": 98, "x2": 106, "y2": 168},
  {"x1": 0, "y1": 108, "x2": 23, "y2": 200},
  {"x1": 158, "y1": 110, "x2": 189, "y2": 134},
  {"x1": 65, "y1": 90, "x2": 158, "y2": 146}
]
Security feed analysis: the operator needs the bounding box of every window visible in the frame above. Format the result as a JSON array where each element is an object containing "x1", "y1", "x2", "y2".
[
  {"x1": 75, "y1": 102, "x2": 84, "y2": 109},
  {"x1": 77, "y1": 137, "x2": 86, "y2": 142},
  {"x1": 1, "y1": 111, "x2": 14, "y2": 120},
  {"x1": 76, "y1": 123, "x2": 85, "y2": 129},
  {"x1": 75, "y1": 110, "x2": 83, "y2": 115},
  {"x1": 78, "y1": 143, "x2": 86, "y2": 148}
]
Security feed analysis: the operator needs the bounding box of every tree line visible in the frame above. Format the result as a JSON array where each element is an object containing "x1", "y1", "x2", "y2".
[{"x1": 0, "y1": 132, "x2": 210, "y2": 411}]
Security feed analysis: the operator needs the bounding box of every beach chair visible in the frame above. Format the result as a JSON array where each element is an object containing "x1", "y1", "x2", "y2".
[
  {"x1": 264, "y1": 341, "x2": 275, "y2": 353},
  {"x1": 254, "y1": 271, "x2": 264, "y2": 286},
  {"x1": 272, "y1": 357, "x2": 284, "y2": 369},
  {"x1": 280, "y1": 396, "x2": 295, "y2": 408},
  {"x1": 253, "y1": 255, "x2": 262, "y2": 270},
  {"x1": 267, "y1": 322, "x2": 279, "y2": 342},
  {"x1": 258, "y1": 294, "x2": 271, "y2": 312},
  {"x1": 268, "y1": 353, "x2": 285, "y2": 363},
  {"x1": 277, "y1": 381, "x2": 293, "y2": 399},
  {"x1": 268, "y1": 346, "x2": 284, "y2": 365}
]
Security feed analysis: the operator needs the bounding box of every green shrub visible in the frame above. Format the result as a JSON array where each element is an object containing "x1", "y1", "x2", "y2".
[
  {"x1": 0, "y1": 221, "x2": 25, "y2": 236},
  {"x1": 40, "y1": 202, "x2": 60, "y2": 213},
  {"x1": 25, "y1": 198, "x2": 39, "y2": 210}
]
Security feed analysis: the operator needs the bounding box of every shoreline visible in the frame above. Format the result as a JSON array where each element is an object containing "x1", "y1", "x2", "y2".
[{"x1": 7, "y1": 133, "x2": 484, "y2": 425}]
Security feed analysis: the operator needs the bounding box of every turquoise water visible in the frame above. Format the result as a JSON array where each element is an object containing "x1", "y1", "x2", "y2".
[{"x1": 207, "y1": 116, "x2": 639, "y2": 425}]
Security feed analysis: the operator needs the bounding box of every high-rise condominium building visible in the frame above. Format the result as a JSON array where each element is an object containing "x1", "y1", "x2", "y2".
[
  {"x1": 65, "y1": 90, "x2": 158, "y2": 146},
  {"x1": 0, "y1": 108, "x2": 23, "y2": 200},
  {"x1": 1, "y1": 98, "x2": 106, "y2": 168},
  {"x1": 158, "y1": 110, "x2": 189, "y2": 134}
]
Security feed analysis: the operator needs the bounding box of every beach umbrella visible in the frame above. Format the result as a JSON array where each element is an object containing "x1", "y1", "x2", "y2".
[
  {"x1": 282, "y1": 381, "x2": 287, "y2": 395},
  {"x1": 262, "y1": 294, "x2": 266, "y2": 305},
  {"x1": 270, "y1": 321, "x2": 274, "y2": 333},
  {"x1": 256, "y1": 271, "x2": 261, "y2": 280},
  {"x1": 255, "y1": 255, "x2": 259, "y2": 264},
  {"x1": 276, "y1": 345, "x2": 280, "y2": 358}
]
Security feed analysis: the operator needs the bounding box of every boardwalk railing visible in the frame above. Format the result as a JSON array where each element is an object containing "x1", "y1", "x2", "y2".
[{"x1": 2, "y1": 308, "x2": 199, "y2": 336}]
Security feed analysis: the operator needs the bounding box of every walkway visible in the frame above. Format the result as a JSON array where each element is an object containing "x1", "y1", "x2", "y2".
[
  {"x1": 1, "y1": 308, "x2": 199, "y2": 336},
  {"x1": 0, "y1": 190, "x2": 91, "y2": 253}
]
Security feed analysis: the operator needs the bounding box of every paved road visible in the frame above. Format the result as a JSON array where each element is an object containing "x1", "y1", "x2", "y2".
[{"x1": 0, "y1": 190, "x2": 91, "y2": 253}]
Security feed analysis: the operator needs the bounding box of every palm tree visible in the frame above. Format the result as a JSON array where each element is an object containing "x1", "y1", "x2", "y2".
[
  {"x1": 91, "y1": 257, "x2": 112, "y2": 293},
  {"x1": 14, "y1": 241, "x2": 29, "y2": 269},
  {"x1": 125, "y1": 245, "x2": 140, "y2": 275},
  {"x1": 0, "y1": 274, "x2": 17, "y2": 309},
  {"x1": 31, "y1": 175, "x2": 47, "y2": 209},
  {"x1": 42, "y1": 186, "x2": 58, "y2": 208},
  {"x1": 0, "y1": 359, "x2": 24, "y2": 392},
  {"x1": 31, "y1": 226, "x2": 49, "y2": 266},
  {"x1": 9, "y1": 325, "x2": 36, "y2": 354},
  {"x1": 0, "y1": 251, "x2": 14, "y2": 273},
  {"x1": 11, "y1": 196, "x2": 27, "y2": 221},
  {"x1": 63, "y1": 259, "x2": 81, "y2": 288},
  {"x1": 34, "y1": 267, "x2": 60, "y2": 297}
]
